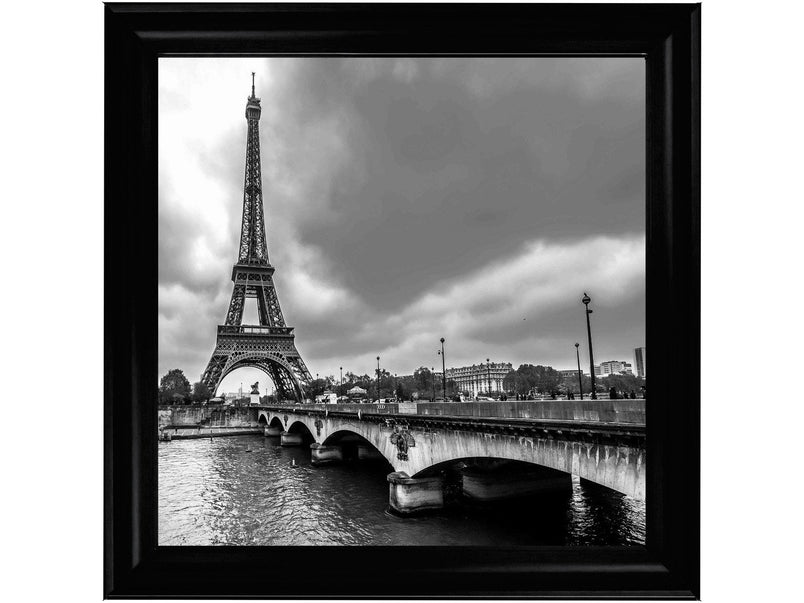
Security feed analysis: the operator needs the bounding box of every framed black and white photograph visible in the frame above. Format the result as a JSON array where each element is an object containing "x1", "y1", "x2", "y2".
[
  {"x1": 157, "y1": 54, "x2": 647, "y2": 545},
  {"x1": 105, "y1": 3, "x2": 700, "y2": 598}
]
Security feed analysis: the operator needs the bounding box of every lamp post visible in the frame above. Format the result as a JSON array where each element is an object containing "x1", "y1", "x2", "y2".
[
  {"x1": 575, "y1": 342, "x2": 583, "y2": 399},
  {"x1": 440, "y1": 337, "x2": 446, "y2": 401},
  {"x1": 431, "y1": 367, "x2": 436, "y2": 402},
  {"x1": 486, "y1": 358, "x2": 491, "y2": 397},
  {"x1": 376, "y1": 356, "x2": 380, "y2": 403},
  {"x1": 340, "y1": 366, "x2": 343, "y2": 396},
  {"x1": 582, "y1": 293, "x2": 597, "y2": 400}
]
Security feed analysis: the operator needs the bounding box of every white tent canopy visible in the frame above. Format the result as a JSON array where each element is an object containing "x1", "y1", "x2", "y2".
[{"x1": 347, "y1": 386, "x2": 367, "y2": 395}]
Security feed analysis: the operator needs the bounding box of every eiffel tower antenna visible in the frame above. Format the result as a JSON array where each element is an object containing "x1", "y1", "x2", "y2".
[{"x1": 201, "y1": 77, "x2": 312, "y2": 402}]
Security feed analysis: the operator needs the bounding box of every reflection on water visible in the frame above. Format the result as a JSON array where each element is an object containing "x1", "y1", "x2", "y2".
[{"x1": 158, "y1": 435, "x2": 645, "y2": 546}]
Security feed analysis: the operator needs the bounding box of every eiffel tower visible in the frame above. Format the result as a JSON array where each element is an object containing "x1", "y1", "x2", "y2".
[{"x1": 201, "y1": 74, "x2": 312, "y2": 401}]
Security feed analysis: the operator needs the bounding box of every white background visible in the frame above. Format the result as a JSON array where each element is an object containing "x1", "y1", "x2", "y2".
[{"x1": 0, "y1": 0, "x2": 801, "y2": 601}]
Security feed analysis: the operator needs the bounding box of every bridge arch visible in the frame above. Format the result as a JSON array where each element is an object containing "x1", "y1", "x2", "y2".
[
  {"x1": 402, "y1": 433, "x2": 644, "y2": 499},
  {"x1": 257, "y1": 414, "x2": 268, "y2": 425},
  {"x1": 412, "y1": 456, "x2": 573, "y2": 501},
  {"x1": 321, "y1": 429, "x2": 370, "y2": 445},
  {"x1": 412, "y1": 456, "x2": 567, "y2": 478},
  {"x1": 322, "y1": 429, "x2": 393, "y2": 466},
  {"x1": 286, "y1": 420, "x2": 316, "y2": 444}
]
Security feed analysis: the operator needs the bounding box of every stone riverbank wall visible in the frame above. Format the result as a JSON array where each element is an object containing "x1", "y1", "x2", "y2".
[{"x1": 158, "y1": 405, "x2": 261, "y2": 439}]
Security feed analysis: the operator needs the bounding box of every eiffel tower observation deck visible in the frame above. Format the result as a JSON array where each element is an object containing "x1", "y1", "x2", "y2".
[{"x1": 201, "y1": 74, "x2": 313, "y2": 401}]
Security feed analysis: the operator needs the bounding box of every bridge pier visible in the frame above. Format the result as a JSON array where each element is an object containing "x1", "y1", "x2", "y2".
[
  {"x1": 387, "y1": 472, "x2": 444, "y2": 515},
  {"x1": 280, "y1": 431, "x2": 304, "y2": 446},
  {"x1": 263, "y1": 426, "x2": 282, "y2": 437},
  {"x1": 310, "y1": 443, "x2": 343, "y2": 465},
  {"x1": 460, "y1": 465, "x2": 571, "y2": 503}
]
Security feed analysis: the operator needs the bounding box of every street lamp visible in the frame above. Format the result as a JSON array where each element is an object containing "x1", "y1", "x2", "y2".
[
  {"x1": 376, "y1": 356, "x2": 381, "y2": 403},
  {"x1": 582, "y1": 293, "x2": 597, "y2": 400},
  {"x1": 440, "y1": 337, "x2": 446, "y2": 401},
  {"x1": 486, "y1": 358, "x2": 491, "y2": 397},
  {"x1": 575, "y1": 342, "x2": 583, "y2": 399},
  {"x1": 431, "y1": 367, "x2": 436, "y2": 402},
  {"x1": 340, "y1": 366, "x2": 343, "y2": 396}
]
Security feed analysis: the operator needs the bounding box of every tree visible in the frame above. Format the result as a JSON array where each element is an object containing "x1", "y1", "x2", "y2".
[
  {"x1": 602, "y1": 373, "x2": 645, "y2": 398},
  {"x1": 191, "y1": 381, "x2": 212, "y2": 403},
  {"x1": 560, "y1": 373, "x2": 594, "y2": 396},
  {"x1": 309, "y1": 377, "x2": 329, "y2": 398},
  {"x1": 365, "y1": 369, "x2": 392, "y2": 400},
  {"x1": 413, "y1": 366, "x2": 433, "y2": 391},
  {"x1": 159, "y1": 369, "x2": 191, "y2": 404},
  {"x1": 531, "y1": 365, "x2": 561, "y2": 394},
  {"x1": 503, "y1": 369, "x2": 520, "y2": 393},
  {"x1": 503, "y1": 364, "x2": 562, "y2": 397}
]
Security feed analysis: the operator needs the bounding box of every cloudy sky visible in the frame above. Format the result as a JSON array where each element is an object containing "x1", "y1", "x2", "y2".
[{"x1": 158, "y1": 57, "x2": 645, "y2": 394}]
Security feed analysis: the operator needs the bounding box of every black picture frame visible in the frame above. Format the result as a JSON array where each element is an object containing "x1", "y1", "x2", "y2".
[{"x1": 105, "y1": 2, "x2": 700, "y2": 599}]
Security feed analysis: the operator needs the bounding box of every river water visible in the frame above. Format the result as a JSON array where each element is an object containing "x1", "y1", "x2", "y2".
[{"x1": 158, "y1": 435, "x2": 645, "y2": 546}]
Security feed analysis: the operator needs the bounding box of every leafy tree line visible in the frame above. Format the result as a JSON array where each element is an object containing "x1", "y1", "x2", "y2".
[
  {"x1": 158, "y1": 364, "x2": 646, "y2": 405},
  {"x1": 158, "y1": 368, "x2": 212, "y2": 405},
  {"x1": 502, "y1": 364, "x2": 646, "y2": 398},
  {"x1": 308, "y1": 367, "x2": 455, "y2": 401}
]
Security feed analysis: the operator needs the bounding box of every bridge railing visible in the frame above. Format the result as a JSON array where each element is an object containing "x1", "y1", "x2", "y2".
[{"x1": 262, "y1": 400, "x2": 644, "y2": 425}]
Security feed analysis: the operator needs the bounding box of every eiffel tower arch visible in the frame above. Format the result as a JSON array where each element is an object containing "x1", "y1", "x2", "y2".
[{"x1": 201, "y1": 74, "x2": 313, "y2": 402}]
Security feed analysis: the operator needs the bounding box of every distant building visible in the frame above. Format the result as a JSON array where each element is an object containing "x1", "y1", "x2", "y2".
[
  {"x1": 316, "y1": 390, "x2": 338, "y2": 404},
  {"x1": 634, "y1": 347, "x2": 647, "y2": 378},
  {"x1": 223, "y1": 391, "x2": 251, "y2": 402},
  {"x1": 558, "y1": 369, "x2": 586, "y2": 379},
  {"x1": 445, "y1": 362, "x2": 513, "y2": 396},
  {"x1": 598, "y1": 360, "x2": 634, "y2": 376}
]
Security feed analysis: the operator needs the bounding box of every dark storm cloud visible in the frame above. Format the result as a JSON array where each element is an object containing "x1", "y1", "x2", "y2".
[
  {"x1": 267, "y1": 58, "x2": 644, "y2": 310},
  {"x1": 158, "y1": 58, "x2": 645, "y2": 386}
]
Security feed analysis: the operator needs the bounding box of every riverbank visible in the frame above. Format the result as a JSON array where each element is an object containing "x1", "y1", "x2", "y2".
[{"x1": 159, "y1": 426, "x2": 263, "y2": 440}]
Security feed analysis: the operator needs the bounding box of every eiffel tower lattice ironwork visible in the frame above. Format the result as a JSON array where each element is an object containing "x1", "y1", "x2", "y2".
[{"x1": 201, "y1": 74, "x2": 313, "y2": 401}]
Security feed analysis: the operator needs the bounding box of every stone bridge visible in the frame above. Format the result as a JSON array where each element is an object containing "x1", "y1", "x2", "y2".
[{"x1": 255, "y1": 401, "x2": 645, "y2": 514}]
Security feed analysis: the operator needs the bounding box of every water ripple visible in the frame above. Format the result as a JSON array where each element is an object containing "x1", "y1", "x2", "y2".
[{"x1": 159, "y1": 435, "x2": 645, "y2": 546}]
